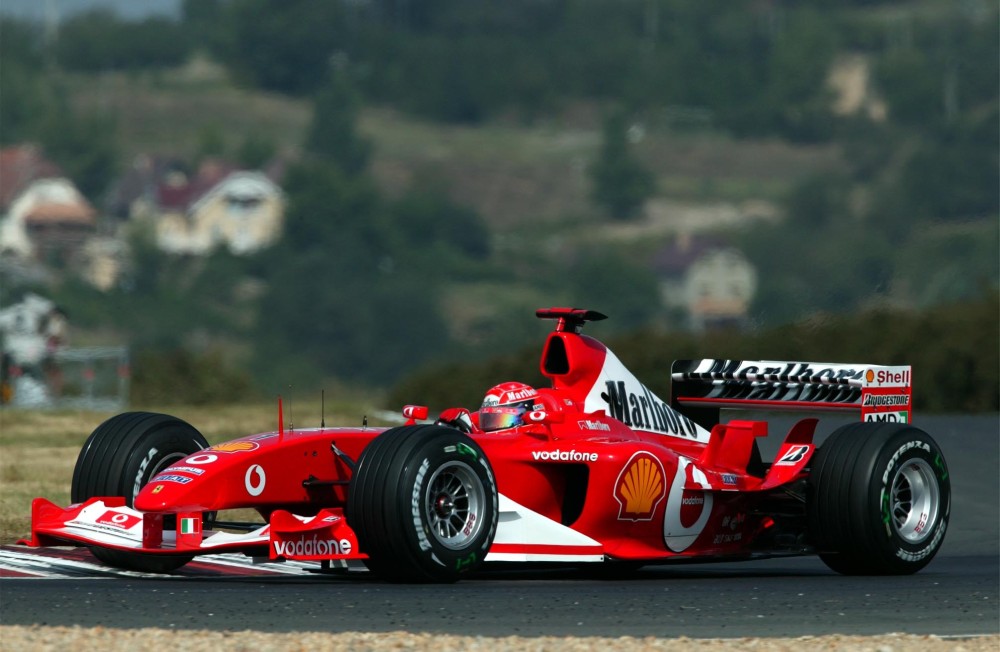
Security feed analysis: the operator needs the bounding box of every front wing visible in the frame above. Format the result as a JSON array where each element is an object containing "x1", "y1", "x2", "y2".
[
  {"x1": 20, "y1": 497, "x2": 364, "y2": 562},
  {"x1": 20, "y1": 494, "x2": 612, "y2": 565}
]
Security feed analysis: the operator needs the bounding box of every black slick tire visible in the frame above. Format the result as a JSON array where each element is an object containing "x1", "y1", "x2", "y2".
[
  {"x1": 346, "y1": 424, "x2": 498, "y2": 583},
  {"x1": 807, "y1": 422, "x2": 950, "y2": 575},
  {"x1": 71, "y1": 412, "x2": 209, "y2": 573}
]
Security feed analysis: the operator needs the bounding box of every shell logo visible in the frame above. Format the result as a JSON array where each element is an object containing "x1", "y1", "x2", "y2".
[
  {"x1": 209, "y1": 441, "x2": 259, "y2": 453},
  {"x1": 865, "y1": 369, "x2": 875, "y2": 383},
  {"x1": 614, "y1": 452, "x2": 666, "y2": 521}
]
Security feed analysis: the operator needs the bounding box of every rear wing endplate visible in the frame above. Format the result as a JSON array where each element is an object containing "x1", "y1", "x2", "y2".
[{"x1": 670, "y1": 359, "x2": 912, "y2": 425}]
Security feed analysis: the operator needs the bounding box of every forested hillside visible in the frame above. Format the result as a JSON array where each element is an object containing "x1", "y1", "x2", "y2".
[{"x1": 1, "y1": 0, "x2": 996, "y2": 406}]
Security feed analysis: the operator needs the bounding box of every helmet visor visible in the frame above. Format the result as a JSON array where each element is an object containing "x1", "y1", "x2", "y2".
[{"x1": 480, "y1": 400, "x2": 532, "y2": 432}]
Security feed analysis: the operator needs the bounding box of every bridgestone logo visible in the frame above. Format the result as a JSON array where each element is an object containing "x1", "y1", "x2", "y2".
[
  {"x1": 531, "y1": 450, "x2": 598, "y2": 462},
  {"x1": 273, "y1": 536, "x2": 352, "y2": 557},
  {"x1": 863, "y1": 394, "x2": 910, "y2": 407}
]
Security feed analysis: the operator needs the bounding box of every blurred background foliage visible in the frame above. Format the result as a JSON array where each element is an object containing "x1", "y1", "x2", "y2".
[
  {"x1": 0, "y1": 0, "x2": 996, "y2": 410},
  {"x1": 390, "y1": 292, "x2": 999, "y2": 415}
]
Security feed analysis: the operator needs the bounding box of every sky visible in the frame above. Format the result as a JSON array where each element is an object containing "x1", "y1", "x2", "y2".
[{"x1": 1, "y1": 0, "x2": 181, "y2": 22}]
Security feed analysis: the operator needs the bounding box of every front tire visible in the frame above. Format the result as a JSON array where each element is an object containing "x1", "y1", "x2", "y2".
[
  {"x1": 72, "y1": 412, "x2": 209, "y2": 573},
  {"x1": 807, "y1": 422, "x2": 950, "y2": 575},
  {"x1": 347, "y1": 425, "x2": 498, "y2": 583}
]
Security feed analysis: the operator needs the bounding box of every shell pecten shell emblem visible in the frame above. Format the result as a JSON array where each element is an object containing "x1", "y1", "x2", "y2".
[
  {"x1": 208, "y1": 441, "x2": 259, "y2": 453},
  {"x1": 614, "y1": 451, "x2": 666, "y2": 521}
]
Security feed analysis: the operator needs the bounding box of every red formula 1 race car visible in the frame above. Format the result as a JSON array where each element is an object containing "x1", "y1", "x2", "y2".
[{"x1": 21, "y1": 308, "x2": 950, "y2": 582}]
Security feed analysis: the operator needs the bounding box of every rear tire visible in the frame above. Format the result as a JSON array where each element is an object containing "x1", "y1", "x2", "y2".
[
  {"x1": 347, "y1": 425, "x2": 498, "y2": 582},
  {"x1": 807, "y1": 422, "x2": 950, "y2": 575},
  {"x1": 72, "y1": 412, "x2": 209, "y2": 573}
]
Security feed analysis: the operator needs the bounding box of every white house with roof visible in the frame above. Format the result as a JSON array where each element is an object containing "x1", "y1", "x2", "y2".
[
  {"x1": 156, "y1": 171, "x2": 285, "y2": 255},
  {"x1": 652, "y1": 235, "x2": 758, "y2": 331},
  {"x1": 0, "y1": 178, "x2": 96, "y2": 263},
  {"x1": 684, "y1": 248, "x2": 758, "y2": 331}
]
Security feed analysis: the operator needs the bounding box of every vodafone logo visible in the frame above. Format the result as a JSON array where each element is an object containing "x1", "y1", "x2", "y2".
[
  {"x1": 531, "y1": 449, "x2": 598, "y2": 462},
  {"x1": 679, "y1": 493, "x2": 705, "y2": 527},
  {"x1": 245, "y1": 464, "x2": 266, "y2": 496},
  {"x1": 273, "y1": 535, "x2": 353, "y2": 558},
  {"x1": 185, "y1": 454, "x2": 218, "y2": 465},
  {"x1": 663, "y1": 457, "x2": 713, "y2": 552},
  {"x1": 96, "y1": 510, "x2": 141, "y2": 529}
]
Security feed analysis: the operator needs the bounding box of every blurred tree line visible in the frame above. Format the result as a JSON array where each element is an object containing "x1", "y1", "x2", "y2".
[
  {"x1": 187, "y1": 0, "x2": 844, "y2": 138},
  {"x1": 1, "y1": 0, "x2": 996, "y2": 402},
  {"x1": 389, "y1": 291, "x2": 999, "y2": 414}
]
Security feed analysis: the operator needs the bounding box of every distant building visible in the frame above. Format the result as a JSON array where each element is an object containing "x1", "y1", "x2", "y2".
[
  {"x1": 0, "y1": 145, "x2": 106, "y2": 280},
  {"x1": 0, "y1": 293, "x2": 66, "y2": 367},
  {"x1": 106, "y1": 154, "x2": 188, "y2": 221},
  {"x1": 155, "y1": 167, "x2": 286, "y2": 255},
  {"x1": 0, "y1": 145, "x2": 62, "y2": 209},
  {"x1": 0, "y1": 177, "x2": 97, "y2": 264},
  {"x1": 0, "y1": 292, "x2": 129, "y2": 409},
  {"x1": 0, "y1": 293, "x2": 68, "y2": 406},
  {"x1": 116, "y1": 157, "x2": 286, "y2": 256},
  {"x1": 652, "y1": 235, "x2": 757, "y2": 331},
  {"x1": 78, "y1": 236, "x2": 130, "y2": 292}
]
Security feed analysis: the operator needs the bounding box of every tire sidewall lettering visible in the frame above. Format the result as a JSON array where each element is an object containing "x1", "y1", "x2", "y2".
[
  {"x1": 874, "y1": 435, "x2": 949, "y2": 561},
  {"x1": 408, "y1": 440, "x2": 497, "y2": 572},
  {"x1": 73, "y1": 414, "x2": 210, "y2": 573},
  {"x1": 132, "y1": 447, "x2": 159, "y2": 501},
  {"x1": 411, "y1": 458, "x2": 434, "y2": 553},
  {"x1": 349, "y1": 425, "x2": 499, "y2": 581}
]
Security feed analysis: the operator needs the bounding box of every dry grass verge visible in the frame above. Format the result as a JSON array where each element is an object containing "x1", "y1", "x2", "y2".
[
  {"x1": 0, "y1": 400, "x2": 385, "y2": 543},
  {"x1": 0, "y1": 628, "x2": 996, "y2": 651}
]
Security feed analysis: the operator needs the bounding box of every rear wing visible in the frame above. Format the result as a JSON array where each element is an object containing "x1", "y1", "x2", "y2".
[{"x1": 670, "y1": 359, "x2": 912, "y2": 427}]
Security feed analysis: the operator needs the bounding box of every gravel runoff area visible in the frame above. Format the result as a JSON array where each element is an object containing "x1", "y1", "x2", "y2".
[{"x1": 0, "y1": 628, "x2": 997, "y2": 651}]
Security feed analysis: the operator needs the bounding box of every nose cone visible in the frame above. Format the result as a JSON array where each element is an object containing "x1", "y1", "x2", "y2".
[
  {"x1": 134, "y1": 481, "x2": 171, "y2": 511},
  {"x1": 134, "y1": 479, "x2": 212, "y2": 513}
]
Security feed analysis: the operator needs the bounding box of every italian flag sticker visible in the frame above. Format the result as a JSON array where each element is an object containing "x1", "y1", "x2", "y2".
[{"x1": 180, "y1": 518, "x2": 199, "y2": 534}]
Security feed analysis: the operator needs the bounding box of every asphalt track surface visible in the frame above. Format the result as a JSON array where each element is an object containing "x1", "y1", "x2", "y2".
[{"x1": 1, "y1": 414, "x2": 997, "y2": 639}]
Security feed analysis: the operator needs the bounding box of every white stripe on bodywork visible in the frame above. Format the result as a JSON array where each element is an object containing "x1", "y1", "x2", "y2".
[
  {"x1": 487, "y1": 494, "x2": 605, "y2": 562},
  {"x1": 583, "y1": 347, "x2": 711, "y2": 443}
]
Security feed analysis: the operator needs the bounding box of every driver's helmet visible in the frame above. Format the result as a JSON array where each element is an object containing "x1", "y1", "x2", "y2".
[{"x1": 480, "y1": 381, "x2": 538, "y2": 432}]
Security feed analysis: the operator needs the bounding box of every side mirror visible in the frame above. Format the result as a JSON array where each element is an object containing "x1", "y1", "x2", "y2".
[{"x1": 402, "y1": 405, "x2": 429, "y2": 425}]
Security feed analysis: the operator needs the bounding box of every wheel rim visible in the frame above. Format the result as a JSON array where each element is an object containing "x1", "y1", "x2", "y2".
[
  {"x1": 424, "y1": 461, "x2": 485, "y2": 550},
  {"x1": 889, "y1": 458, "x2": 940, "y2": 544}
]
